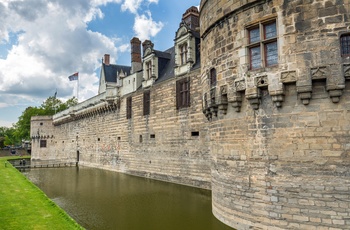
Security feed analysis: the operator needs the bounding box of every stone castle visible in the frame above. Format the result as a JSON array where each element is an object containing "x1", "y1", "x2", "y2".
[{"x1": 31, "y1": 1, "x2": 350, "y2": 229}]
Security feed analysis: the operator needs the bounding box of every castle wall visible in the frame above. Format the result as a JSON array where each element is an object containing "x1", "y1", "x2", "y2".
[
  {"x1": 31, "y1": 68, "x2": 212, "y2": 189},
  {"x1": 200, "y1": 0, "x2": 350, "y2": 229}
]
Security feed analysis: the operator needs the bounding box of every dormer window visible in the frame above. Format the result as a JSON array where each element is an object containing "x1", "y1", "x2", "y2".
[
  {"x1": 180, "y1": 43, "x2": 188, "y2": 65},
  {"x1": 146, "y1": 61, "x2": 152, "y2": 79}
]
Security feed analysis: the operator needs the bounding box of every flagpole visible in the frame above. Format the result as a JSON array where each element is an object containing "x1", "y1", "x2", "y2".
[{"x1": 77, "y1": 75, "x2": 79, "y2": 102}]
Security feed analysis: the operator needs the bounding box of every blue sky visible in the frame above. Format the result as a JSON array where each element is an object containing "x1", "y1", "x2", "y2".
[{"x1": 0, "y1": 0, "x2": 200, "y2": 127}]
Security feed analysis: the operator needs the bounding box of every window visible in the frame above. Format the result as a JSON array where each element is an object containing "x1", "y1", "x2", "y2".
[
  {"x1": 180, "y1": 43, "x2": 188, "y2": 65},
  {"x1": 341, "y1": 34, "x2": 350, "y2": 57},
  {"x1": 143, "y1": 91, "x2": 150, "y2": 116},
  {"x1": 176, "y1": 78, "x2": 190, "y2": 109},
  {"x1": 150, "y1": 134, "x2": 155, "y2": 139},
  {"x1": 210, "y1": 68, "x2": 216, "y2": 87},
  {"x1": 40, "y1": 140, "x2": 47, "y2": 148},
  {"x1": 126, "y1": 97, "x2": 132, "y2": 119},
  {"x1": 191, "y1": 131, "x2": 199, "y2": 136},
  {"x1": 247, "y1": 20, "x2": 278, "y2": 70},
  {"x1": 146, "y1": 61, "x2": 152, "y2": 79}
]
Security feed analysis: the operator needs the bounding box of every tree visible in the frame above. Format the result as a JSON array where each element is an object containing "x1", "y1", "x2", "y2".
[
  {"x1": 14, "y1": 107, "x2": 45, "y2": 141},
  {"x1": 13, "y1": 96, "x2": 78, "y2": 141},
  {"x1": 0, "y1": 127, "x2": 18, "y2": 147}
]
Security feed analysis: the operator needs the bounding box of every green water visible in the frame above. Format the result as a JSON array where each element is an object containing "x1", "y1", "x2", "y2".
[{"x1": 24, "y1": 166, "x2": 233, "y2": 230}]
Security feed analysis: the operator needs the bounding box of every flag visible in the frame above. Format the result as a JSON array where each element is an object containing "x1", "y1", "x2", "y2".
[{"x1": 68, "y1": 72, "x2": 79, "y2": 81}]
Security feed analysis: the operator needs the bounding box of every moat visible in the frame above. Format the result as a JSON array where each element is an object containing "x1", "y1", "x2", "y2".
[{"x1": 23, "y1": 166, "x2": 233, "y2": 230}]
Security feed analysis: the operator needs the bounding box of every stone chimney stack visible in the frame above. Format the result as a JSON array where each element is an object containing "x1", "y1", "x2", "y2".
[
  {"x1": 142, "y1": 40, "x2": 154, "y2": 56},
  {"x1": 104, "y1": 54, "x2": 110, "y2": 65},
  {"x1": 182, "y1": 6, "x2": 199, "y2": 30},
  {"x1": 130, "y1": 37, "x2": 142, "y2": 73}
]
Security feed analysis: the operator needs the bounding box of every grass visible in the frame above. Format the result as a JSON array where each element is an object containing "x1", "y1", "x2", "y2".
[{"x1": 0, "y1": 156, "x2": 84, "y2": 230}]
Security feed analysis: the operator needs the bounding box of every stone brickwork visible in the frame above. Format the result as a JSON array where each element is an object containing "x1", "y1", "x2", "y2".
[
  {"x1": 31, "y1": 68, "x2": 212, "y2": 189},
  {"x1": 200, "y1": 0, "x2": 350, "y2": 229},
  {"x1": 30, "y1": 1, "x2": 350, "y2": 229}
]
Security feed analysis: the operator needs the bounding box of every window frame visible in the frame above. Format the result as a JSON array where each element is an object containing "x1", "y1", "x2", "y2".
[
  {"x1": 176, "y1": 78, "x2": 190, "y2": 109},
  {"x1": 126, "y1": 96, "x2": 132, "y2": 119},
  {"x1": 146, "y1": 61, "x2": 152, "y2": 79},
  {"x1": 143, "y1": 91, "x2": 150, "y2": 116},
  {"x1": 340, "y1": 33, "x2": 350, "y2": 57},
  {"x1": 247, "y1": 20, "x2": 278, "y2": 70},
  {"x1": 40, "y1": 140, "x2": 47, "y2": 148},
  {"x1": 179, "y1": 43, "x2": 188, "y2": 65}
]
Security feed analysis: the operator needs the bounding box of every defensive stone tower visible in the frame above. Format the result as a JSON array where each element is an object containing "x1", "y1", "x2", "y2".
[{"x1": 200, "y1": 0, "x2": 350, "y2": 229}]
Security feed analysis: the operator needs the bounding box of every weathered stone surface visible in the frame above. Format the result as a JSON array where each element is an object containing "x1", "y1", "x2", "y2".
[
  {"x1": 31, "y1": 68, "x2": 212, "y2": 190},
  {"x1": 200, "y1": 0, "x2": 350, "y2": 229}
]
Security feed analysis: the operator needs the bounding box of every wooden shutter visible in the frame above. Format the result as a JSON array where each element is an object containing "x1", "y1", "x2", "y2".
[
  {"x1": 126, "y1": 97, "x2": 132, "y2": 119},
  {"x1": 143, "y1": 91, "x2": 150, "y2": 116},
  {"x1": 176, "y1": 80, "x2": 181, "y2": 109},
  {"x1": 186, "y1": 78, "x2": 190, "y2": 107}
]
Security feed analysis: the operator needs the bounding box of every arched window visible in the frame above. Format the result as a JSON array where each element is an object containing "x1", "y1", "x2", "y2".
[{"x1": 340, "y1": 34, "x2": 350, "y2": 57}]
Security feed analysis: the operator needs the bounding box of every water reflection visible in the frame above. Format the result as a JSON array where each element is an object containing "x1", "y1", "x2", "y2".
[{"x1": 24, "y1": 166, "x2": 233, "y2": 230}]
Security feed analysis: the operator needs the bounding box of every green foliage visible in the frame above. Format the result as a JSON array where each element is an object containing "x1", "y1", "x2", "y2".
[
  {"x1": 0, "y1": 156, "x2": 83, "y2": 229},
  {"x1": 0, "y1": 127, "x2": 19, "y2": 147},
  {"x1": 0, "y1": 96, "x2": 78, "y2": 143}
]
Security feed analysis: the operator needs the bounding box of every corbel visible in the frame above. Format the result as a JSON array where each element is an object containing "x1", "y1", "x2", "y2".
[
  {"x1": 246, "y1": 87, "x2": 261, "y2": 110},
  {"x1": 297, "y1": 85, "x2": 312, "y2": 105}
]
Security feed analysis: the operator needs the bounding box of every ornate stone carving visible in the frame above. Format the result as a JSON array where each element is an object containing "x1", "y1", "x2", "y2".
[
  {"x1": 235, "y1": 79, "x2": 246, "y2": 92},
  {"x1": 281, "y1": 71, "x2": 297, "y2": 83},
  {"x1": 311, "y1": 66, "x2": 328, "y2": 80},
  {"x1": 220, "y1": 85, "x2": 227, "y2": 95},
  {"x1": 255, "y1": 75, "x2": 268, "y2": 88}
]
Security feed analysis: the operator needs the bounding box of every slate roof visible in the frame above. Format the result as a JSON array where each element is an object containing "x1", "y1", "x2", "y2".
[
  {"x1": 101, "y1": 35, "x2": 200, "y2": 86},
  {"x1": 155, "y1": 47, "x2": 175, "y2": 84},
  {"x1": 103, "y1": 64, "x2": 131, "y2": 83},
  {"x1": 155, "y1": 36, "x2": 201, "y2": 84}
]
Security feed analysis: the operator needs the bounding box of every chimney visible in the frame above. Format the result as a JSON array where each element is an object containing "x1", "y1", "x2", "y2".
[
  {"x1": 130, "y1": 37, "x2": 142, "y2": 73},
  {"x1": 182, "y1": 6, "x2": 199, "y2": 30},
  {"x1": 104, "y1": 54, "x2": 110, "y2": 65},
  {"x1": 142, "y1": 40, "x2": 154, "y2": 56}
]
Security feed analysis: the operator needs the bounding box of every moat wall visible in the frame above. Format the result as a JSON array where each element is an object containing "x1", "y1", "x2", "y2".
[{"x1": 31, "y1": 68, "x2": 212, "y2": 189}]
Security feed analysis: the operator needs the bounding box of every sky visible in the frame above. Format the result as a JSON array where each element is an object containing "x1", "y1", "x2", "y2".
[{"x1": 0, "y1": 0, "x2": 200, "y2": 127}]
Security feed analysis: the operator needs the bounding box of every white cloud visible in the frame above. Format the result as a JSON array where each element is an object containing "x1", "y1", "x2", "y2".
[
  {"x1": 0, "y1": 0, "x2": 165, "y2": 127},
  {"x1": 0, "y1": 0, "x2": 119, "y2": 106},
  {"x1": 133, "y1": 11, "x2": 164, "y2": 41},
  {"x1": 117, "y1": 43, "x2": 130, "y2": 53},
  {"x1": 0, "y1": 102, "x2": 8, "y2": 109},
  {"x1": 121, "y1": 0, "x2": 143, "y2": 14}
]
